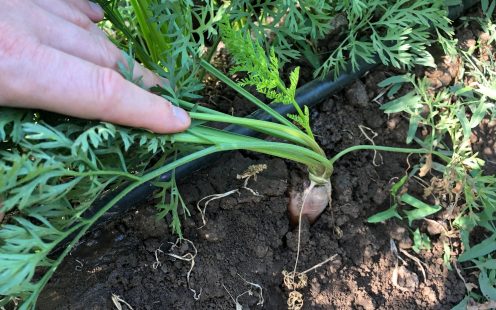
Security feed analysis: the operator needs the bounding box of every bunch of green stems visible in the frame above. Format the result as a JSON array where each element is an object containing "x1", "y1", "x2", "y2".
[
  {"x1": 13, "y1": 6, "x2": 454, "y2": 308},
  {"x1": 2, "y1": 2, "x2": 460, "y2": 308},
  {"x1": 97, "y1": 0, "x2": 440, "y2": 182}
]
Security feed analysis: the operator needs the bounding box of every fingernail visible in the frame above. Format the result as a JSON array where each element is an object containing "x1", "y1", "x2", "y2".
[
  {"x1": 172, "y1": 106, "x2": 190, "y2": 126},
  {"x1": 89, "y1": 2, "x2": 104, "y2": 16}
]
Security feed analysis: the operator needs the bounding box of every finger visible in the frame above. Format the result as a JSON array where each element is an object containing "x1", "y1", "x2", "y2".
[
  {"x1": 32, "y1": 0, "x2": 108, "y2": 39},
  {"x1": 65, "y1": 0, "x2": 104, "y2": 22},
  {"x1": 78, "y1": 0, "x2": 105, "y2": 22},
  {"x1": 2, "y1": 44, "x2": 190, "y2": 133},
  {"x1": 33, "y1": 0, "x2": 96, "y2": 30},
  {"x1": 33, "y1": 0, "x2": 104, "y2": 23},
  {"x1": 34, "y1": 11, "x2": 162, "y2": 90}
]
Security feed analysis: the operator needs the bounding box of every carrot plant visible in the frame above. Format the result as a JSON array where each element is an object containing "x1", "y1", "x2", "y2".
[
  {"x1": 371, "y1": 9, "x2": 496, "y2": 306},
  {"x1": 0, "y1": 0, "x2": 460, "y2": 308}
]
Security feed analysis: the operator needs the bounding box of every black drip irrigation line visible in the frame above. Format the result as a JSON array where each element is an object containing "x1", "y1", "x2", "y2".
[
  {"x1": 89, "y1": 60, "x2": 378, "y2": 225},
  {"x1": 84, "y1": 0, "x2": 479, "y2": 226}
]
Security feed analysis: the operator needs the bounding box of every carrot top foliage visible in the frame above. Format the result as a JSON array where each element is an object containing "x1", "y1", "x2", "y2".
[{"x1": 0, "y1": 0, "x2": 461, "y2": 308}]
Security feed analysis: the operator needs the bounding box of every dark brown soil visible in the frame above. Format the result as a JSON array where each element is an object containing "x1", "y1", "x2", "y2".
[{"x1": 38, "y1": 70, "x2": 467, "y2": 309}]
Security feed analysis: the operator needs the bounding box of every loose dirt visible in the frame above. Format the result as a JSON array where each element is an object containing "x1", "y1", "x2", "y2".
[
  {"x1": 39, "y1": 70, "x2": 467, "y2": 309},
  {"x1": 38, "y1": 11, "x2": 496, "y2": 308}
]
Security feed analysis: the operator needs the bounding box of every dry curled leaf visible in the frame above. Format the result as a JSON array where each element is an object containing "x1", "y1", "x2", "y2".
[
  {"x1": 236, "y1": 164, "x2": 267, "y2": 181},
  {"x1": 282, "y1": 270, "x2": 308, "y2": 291},
  {"x1": 419, "y1": 154, "x2": 432, "y2": 177},
  {"x1": 452, "y1": 181, "x2": 463, "y2": 194},
  {"x1": 287, "y1": 291, "x2": 304, "y2": 310}
]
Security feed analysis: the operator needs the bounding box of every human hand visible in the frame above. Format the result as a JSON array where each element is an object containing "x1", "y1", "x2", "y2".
[{"x1": 0, "y1": 0, "x2": 190, "y2": 133}]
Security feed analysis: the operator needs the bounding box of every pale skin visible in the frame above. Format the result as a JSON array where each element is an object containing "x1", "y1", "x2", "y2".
[{"x1": 0, "y1": 0, "x2": 191, "y2": 133}]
